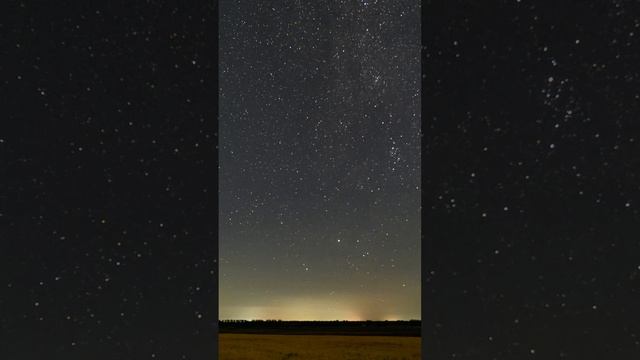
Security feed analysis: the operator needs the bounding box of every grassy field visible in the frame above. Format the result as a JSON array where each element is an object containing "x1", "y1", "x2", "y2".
[{"x1": 219, "y1": 333, "x2": 421, "y2": 360}]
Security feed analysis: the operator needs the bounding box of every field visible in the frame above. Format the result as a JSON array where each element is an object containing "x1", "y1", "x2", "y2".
[{"x1": 219, "y1": 333, "x2": 421, "y2": 360}]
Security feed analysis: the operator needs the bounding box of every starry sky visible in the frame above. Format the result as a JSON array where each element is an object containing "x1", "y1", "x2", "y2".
[
  {"x1": 4, "y1": 0, "x2": 640, "y2": 359},
  {"x1": 423, "y1": 1, "x2": 640, "y2": 358},
  {"x1": 219, "y1": 0, "x2": 421, "y2": 321},
  {"x1": 2, "y1": 1, "x2": 218, "y2": 359}
]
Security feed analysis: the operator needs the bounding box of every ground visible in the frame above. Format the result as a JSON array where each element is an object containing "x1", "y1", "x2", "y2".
[{"x1": 219, "y1": 333, "x2": 420, "y2": 360}]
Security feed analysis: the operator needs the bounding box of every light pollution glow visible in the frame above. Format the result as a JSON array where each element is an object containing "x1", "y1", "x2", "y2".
[
  {"x1": 219, "y1": 289, "x2": 421, "y2": 321},
  {"x1": 219, "y1": 0, "x2": 421, "y2": 321}
]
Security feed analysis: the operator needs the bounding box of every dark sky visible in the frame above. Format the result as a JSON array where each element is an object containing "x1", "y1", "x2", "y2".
[
  {"x1": 423, "y1": 1, "x2": 640, "y2": 358},
  {"x1": 219, "y1": 0, "x2": 421, "y2": 321},
  {"x1": 2, "y1": 2, "x2": 218, "y2": 359},
  {"x1": 3, "y1": 0, "x2": 640, "y2": 359}
]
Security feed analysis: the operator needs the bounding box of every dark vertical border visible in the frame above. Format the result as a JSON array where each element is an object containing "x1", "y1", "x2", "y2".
[
  {"x1": 1, "y1": 1, "x2": 219, "y2": 358},
  {"x1": 422, "y1": 1, "x2": 640, "y2": 358}
]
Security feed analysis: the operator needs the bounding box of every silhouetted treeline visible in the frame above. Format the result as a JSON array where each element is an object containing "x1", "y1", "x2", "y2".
[{"x1": 219, "y1": 320, "x2": 421, "y2": 337}]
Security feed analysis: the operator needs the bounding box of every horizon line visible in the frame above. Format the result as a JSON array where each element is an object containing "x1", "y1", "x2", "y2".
[{"x1": 219, "y1": 319, "x2": 421, "y2": 322}]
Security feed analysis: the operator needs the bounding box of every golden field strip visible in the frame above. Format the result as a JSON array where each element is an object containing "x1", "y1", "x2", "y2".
[{"x1": 219, "y1": 333, "x2": 421, "y2": 360}]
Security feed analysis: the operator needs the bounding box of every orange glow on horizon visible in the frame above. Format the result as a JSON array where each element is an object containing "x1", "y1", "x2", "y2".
[{"x1": 219, "y1": 293, "x2": 421, "y2": 321}]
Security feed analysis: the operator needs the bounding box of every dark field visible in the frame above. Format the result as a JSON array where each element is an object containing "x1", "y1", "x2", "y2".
[{"x1": 219, "y1": 321, "x2": 421, "y2": 360}]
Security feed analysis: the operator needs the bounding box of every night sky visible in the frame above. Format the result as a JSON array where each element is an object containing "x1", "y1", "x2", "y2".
[
  {"x1": 2, "y1": 2, "x2": 218, "y2": 359},
  {"x1": 423, "y1": 1, "x2": 640, "y2": 358},
  {"x1": 3, "y1": 0, "x2": 640, "y2": 359},
  {"x1": 219, "y1": 0, "x2": 421, "y2": 321}
]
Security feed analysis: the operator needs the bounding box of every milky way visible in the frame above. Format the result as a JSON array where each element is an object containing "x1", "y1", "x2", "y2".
[{"x1": 219, "y1": 0, "x2": 421, "y2": 320}]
